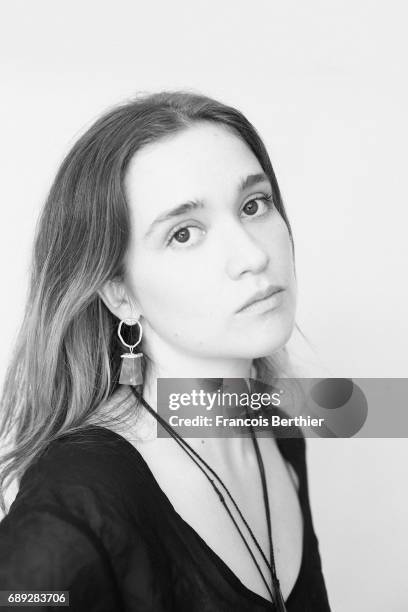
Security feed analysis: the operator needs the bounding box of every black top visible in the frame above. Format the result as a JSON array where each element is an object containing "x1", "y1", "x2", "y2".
[{"x1": 0, "y1": 425, "x2": 331, "y2": 611}]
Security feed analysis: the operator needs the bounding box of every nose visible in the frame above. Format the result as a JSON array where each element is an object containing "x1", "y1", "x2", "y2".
[{"x1": 224, "y1": 221, "x2": 269, "y2": 280}]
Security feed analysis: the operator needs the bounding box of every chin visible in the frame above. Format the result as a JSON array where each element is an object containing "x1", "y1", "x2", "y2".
[
  {"x1": 217, "y1": 328, "x2": 292, "y2": 362},
  {"x1": 242, "y1": 316, "x2": 295, "y2": 359}
]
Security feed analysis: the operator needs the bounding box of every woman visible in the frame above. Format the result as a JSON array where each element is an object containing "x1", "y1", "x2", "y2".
[{"x1": 0, "y1": 91, "x2": 331, "y2": 611}]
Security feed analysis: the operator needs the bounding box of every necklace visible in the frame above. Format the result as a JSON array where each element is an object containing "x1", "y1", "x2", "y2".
[{"x1": 130, "y1": 384, "x2": 288, "y2": 611}]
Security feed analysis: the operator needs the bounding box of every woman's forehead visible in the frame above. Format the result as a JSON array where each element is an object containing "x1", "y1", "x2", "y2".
[{"x1": 124, "y1": 122, "x2": 263, "y2": 215}]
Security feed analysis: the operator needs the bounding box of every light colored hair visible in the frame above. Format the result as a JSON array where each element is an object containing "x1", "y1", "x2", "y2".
[{"x1": 0, "y1": 91, "x2": 299, "y2": 514}]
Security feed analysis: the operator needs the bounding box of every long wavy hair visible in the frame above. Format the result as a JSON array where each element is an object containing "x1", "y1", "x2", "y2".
[{"x1": 0, "y1": 90, "x2": 299, "y2": 514}]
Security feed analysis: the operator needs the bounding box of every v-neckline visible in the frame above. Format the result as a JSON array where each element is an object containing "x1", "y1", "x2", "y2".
[{"x1": 82, "y1": 424, "x2": 306, "y2": 610}]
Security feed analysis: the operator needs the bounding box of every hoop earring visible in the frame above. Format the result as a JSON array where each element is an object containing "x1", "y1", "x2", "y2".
[{"x1": 117, "y1": 318, "x2": 143, "y2": 386}]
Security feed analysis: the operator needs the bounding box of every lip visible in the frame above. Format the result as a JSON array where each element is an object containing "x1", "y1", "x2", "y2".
[{"x1": 237, "y1": 285, "x2": 284, "y2": 313}]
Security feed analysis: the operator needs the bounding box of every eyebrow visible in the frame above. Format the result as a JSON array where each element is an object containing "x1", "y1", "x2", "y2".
[{"x1": 144, "y1": 172, "x2": 271, "y2": 239}]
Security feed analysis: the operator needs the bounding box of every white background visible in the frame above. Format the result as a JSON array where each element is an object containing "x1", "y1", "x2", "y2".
[{"x1": 1, "y1": 1, "x2": 407, "y2": 610}]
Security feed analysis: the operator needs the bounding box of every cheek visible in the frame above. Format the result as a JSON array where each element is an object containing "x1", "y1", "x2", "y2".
[
  {"x1": 276, "y1": 219, "x2": 294, "y2": 263},
  {"x1": 260, "y1": 216, "x2": 294, "y2": 271},
  {"x1": 128, "y1": 255, "x2": 213, "y2": 325},
  {"x1": 130, "y1": 259, "x2": 225, "y2": 353}
]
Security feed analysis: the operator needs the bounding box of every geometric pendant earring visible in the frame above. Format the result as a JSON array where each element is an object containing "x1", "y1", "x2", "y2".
[{"x1": 117, "y1": 318, "x2": 143, "y2": 386}]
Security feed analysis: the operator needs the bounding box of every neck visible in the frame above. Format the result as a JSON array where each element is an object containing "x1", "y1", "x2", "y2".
[
  {"x1": 138, "y1": 362, "x2": 258, "y2": 465},
  {"x1": 143, "y1": 331, "x2": 255, "y2": 380}
]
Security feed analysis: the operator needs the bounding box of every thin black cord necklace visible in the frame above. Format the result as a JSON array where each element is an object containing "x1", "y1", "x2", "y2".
[
  {"x1": 130, "y1": 385, "x2": 288, "y2": 611},
  {"x1": 244, "y1": 402, "x2": 287, "y2": 612}
]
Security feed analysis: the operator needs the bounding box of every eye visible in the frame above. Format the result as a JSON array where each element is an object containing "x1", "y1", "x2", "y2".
[
  {"x1": 166, "y1": 193, "x2": 275, "y2": 249},
  {"x1": 166, "y1": 224, "x2": 204, "y2": 248},
  {"x1": 241, "y1": 193, "x2": 275, "y2": 218}
]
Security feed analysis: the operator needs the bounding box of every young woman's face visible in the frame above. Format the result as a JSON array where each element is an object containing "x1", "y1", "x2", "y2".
[{"x1": 123, "y1": 122, "x2": 297, "y2": 362}]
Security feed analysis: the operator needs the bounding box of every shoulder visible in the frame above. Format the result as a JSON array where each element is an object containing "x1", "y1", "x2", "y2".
[
  {"x1": 0, "y1": 427, "x2": 149, "y2": 586},
  {"x1": 24, "y1": 426, "x2": 132, "y2": 482},
  {"x1": 10, "y1": 425, "x2": 149, "y2": 528},
  {"x1": 0, "y1": 421, "x2": 158, "y2": 602},
  {"x1": 0, "y1": 429, "x2": 135, "y2": 603}
]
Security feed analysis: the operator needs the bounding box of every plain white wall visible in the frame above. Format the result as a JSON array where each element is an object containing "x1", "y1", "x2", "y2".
[{"x1": 1, "y1": 1, "x2": 407, "y2": 610}]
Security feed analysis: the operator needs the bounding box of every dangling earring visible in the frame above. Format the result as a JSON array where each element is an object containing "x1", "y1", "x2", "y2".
[{"x1": 117, "y1": 318, "x2": 143, "y2": 386}]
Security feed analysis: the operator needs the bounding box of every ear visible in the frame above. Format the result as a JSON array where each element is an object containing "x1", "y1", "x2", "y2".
[{"x1": 98, "y1": 279, "x2": 141, "y2": 321}]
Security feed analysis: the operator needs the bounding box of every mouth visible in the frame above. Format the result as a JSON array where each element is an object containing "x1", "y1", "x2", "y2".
[{"x1": 236, "y1": 286, "x2": 285, "y2": 314}]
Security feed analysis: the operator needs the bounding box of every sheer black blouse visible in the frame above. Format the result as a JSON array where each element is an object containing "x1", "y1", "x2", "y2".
[{"x1": 0, "y1": 425, "x2": 331, "y2": 611}]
